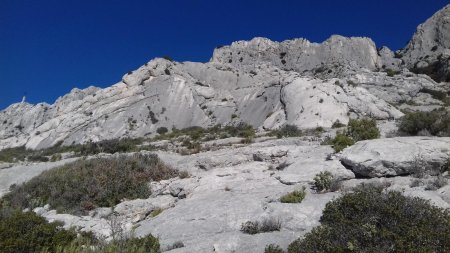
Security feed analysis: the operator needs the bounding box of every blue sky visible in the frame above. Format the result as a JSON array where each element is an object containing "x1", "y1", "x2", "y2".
[{"x1": 1, "y1": 0, "x2": 449, "y2": 110}]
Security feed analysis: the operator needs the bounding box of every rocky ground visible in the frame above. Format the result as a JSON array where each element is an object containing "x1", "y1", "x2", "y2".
[{"x1": 1, "y1": 134, "x2": 448, "y2": 252}]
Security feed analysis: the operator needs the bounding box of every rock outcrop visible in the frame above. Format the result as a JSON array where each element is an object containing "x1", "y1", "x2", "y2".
[
  {"x1": 340, "y1": 137, "x2": 450, "y2": 177},
  {"x1": 401, "y1": 4, "x2": 450, "y2": 82}
]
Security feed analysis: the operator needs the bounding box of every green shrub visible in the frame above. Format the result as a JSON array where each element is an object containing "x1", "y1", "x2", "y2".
[
  {"x1": 55, "y1": 234, "x2": 160, "y2": 253},
  {"x1": 287, "y1": 184, "x2": 450, "y2": 253},
  {"x1": 280, "y1": 187, "x2": 306, "y2": 203},
  {"x1": 331, "y1": 120, "x2": 345, "y2": 128},
  {"x1": 347, "y1": 118, "x2": 380, "y2": 141},
  {"x1": 313, "y1": 171, "x2": 334, "y2": 192},
  {"x1": 328, "y1": 133, "x2": 354, "y2": 153},
  {"x1": 156, "y1": 127, "x2": 168, "y2": 135},
  {"x1": 0, "y1": 211, "x2": 77, "y2": 253},
  {"x1": 2, "y1": 154, "x2": 178, "y2": 215},
  {"x1": 50, "y1": 153, "x2": 62, "y2": 162},
  {"x1": 398, "y1": 109, "x2": 450, "y2": 136},
  {"x1": 271, "y1": 125, "x2": 302, "y2": 138},
  {"x1": 265, "y1": 244, "x2": 285, "y2": 253},
  {"x1": 241, "y1": 217, "x2": 281, "y2": 234},
  {"x1": 0, "y1": 146, "x2": 28, "y2": 163}
]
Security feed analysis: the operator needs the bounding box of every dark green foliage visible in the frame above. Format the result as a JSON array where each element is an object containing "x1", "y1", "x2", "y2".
[
  {"x1": 331, "y1": 120, "x2": 345, "y2": 128},
  {"x1": 265, "y1": 244, "x2": 285, "y2": 253},
  {"x1": 0, "y1": 146, "x2": 28, "y2": 163},
  {"x1": 398, "y1": 109, "x2": 450, "y2": 136},
  {"x1": 0, "y1": 211, "x2": 77, "y2": 253},
  {"x1": 2, "y1": 154, "x2": 178, "y2": 215},
  {"x1": 385, "y1": 68, "x2": 400, "y2": 77},
  {"x1": 271, "y1": 125, "x2": 302, "y2": 138},
  {"x1": 323, "y1": 134, "x2": 355, "y2": 153},
  {"x1": 280, "y1": 187, "x2": 306, "y2": 203},
  {"x1": 241, "y1": 218, "x2": 281, "y2": 235},
  {"x1": 347, "y1": 118, "x2": 380, "y2": 141},
  {"x1": 0, "y1": 138, "x2": 153, "y2": 163},
  {"x1": 156, "y1": 127, "x2": 168, "y2": 135},
  {"x1": 420, "y1": 88, "x2": 448, "y2": 101},
  {"x1": 287, "y1": 184, "x2": 450, "y2": 253}
]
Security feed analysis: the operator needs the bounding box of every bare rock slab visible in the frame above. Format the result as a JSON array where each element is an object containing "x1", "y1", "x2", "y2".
[{"x1": 340, "y1": 137, "x2": 450, "y2": 177}]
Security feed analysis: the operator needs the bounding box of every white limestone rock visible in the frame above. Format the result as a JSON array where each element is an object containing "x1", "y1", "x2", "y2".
[{"x1": 340, "y1": 137, "x2": 450, "y2": 177}]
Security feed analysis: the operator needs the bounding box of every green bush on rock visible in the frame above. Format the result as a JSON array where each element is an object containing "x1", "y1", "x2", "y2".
[
  {"x1": 287, "y1": 184, "x2": 450, "y2": 253},
  {"x1": 1, "y1": 153, "x2": 179, "y2": 215}
]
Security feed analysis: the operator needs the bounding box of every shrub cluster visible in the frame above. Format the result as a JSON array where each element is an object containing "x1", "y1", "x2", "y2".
[
  {"x1": 346, "y1": 118, "x2": 380, "y2": 141},
  {"x1": 0, "y1": 209, "x2": 161, "y2": 253},
  {"x1": 398, "y1": 109, "x2": 450, "y2": 136},
  {"x1": 270, "y1": 125, "x2": 302, "y2": 138},
  {"x1": 287, "y1": 184, "x2": 450, "y2": 252},
  {"x1": 154, "y1": 123, "x2": 256, "y2": 143},
  {"x1": 0, "y1": 138, "x2": 154, "y2": 163},
  {"x1": 322, "y1": 118, "x2": 379, "y2": 152},
  {"x1": 1, "y1": 153, "x2": 179, "y2": 215},
  {"x1": 280, "y1": 187, "x2": 306, "y2": 203},
  {"x1": 0, "y1": 210, "x2": 77, "y2": 253},
  {"x1": 241, "y1": 217, "x2": 281, "y2": 234}
]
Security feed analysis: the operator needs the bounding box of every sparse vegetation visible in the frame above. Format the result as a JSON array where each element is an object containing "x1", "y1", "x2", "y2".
[
  {"x1": 347, "y1": 118, "x2": 380, "y2": 141},
  {"x1": 313, "y1": 171, "x2": 334, "y2": 192},
  {"x1": 398, "y1": 109, "x2": 450, "y2": 136},
  {"x1": 287, "y1": 184, "x2": 450, "y2": 253},
  {"x1": 331, "y1": 120, "x2": 345, "y2": 128},
  {"x1": 322, "y1": 118, "x2": 379, "y2": 152},
  {"x1": 241, "y1": 217, "x2": 281, "y2": 234},
  {"x1": 156, "y1": 126, "x2": 168, "y2": 135},
  {"x1": 1, "y1": 154, "x2": 179, "y2": 215},
  {"x1": 322, "y1": 133, "x2": 354, "y2": 153},
  {"x1": 280, "y1": 187, "x2": 306, "y2": 203},
  {"x1": 270, "y1": 125, "x2": 302, "y2": 138},
  {"x1": 265, "y1": 244, "x2": 285, "y2": 253}
]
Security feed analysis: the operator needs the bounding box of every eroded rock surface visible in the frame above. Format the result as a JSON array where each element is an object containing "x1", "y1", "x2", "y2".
[{"x1": 340, "y1": 137, "x2": 450, "y2": 177}]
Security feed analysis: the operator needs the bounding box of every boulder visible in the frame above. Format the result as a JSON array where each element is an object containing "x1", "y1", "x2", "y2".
[{"x1": 340, "y1": 137, "x2": 450, "y2": 177}]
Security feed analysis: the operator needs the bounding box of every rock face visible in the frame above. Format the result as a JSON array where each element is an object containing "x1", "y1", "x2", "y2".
[
  {"x1": 340, "y1": 137, "x2": 450, "y2": 177},
  {"x1": 211, "y1": 35, "x2": 383, "y2": 72},
  {"x1": 401, "y1": 4, "x2": 450, "y2": 82},
  {"x1": 0, "y1": 4, "x2": 449, "y2": 151}
]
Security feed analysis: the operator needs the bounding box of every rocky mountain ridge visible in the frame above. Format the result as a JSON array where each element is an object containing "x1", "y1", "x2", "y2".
[{"x1": 0, "y1": 4, "x2": 449, "y2": 150}]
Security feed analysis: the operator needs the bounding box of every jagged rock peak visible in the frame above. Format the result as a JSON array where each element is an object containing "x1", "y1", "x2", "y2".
[
  {"x1": 210, "y1": 35, "x2": 383, "y2": 72},
  {"x1": 401, "y1": 4, "x2": 450, "y2": 82}
]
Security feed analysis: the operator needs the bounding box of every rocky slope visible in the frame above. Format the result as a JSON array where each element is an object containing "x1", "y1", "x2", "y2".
[
  {"x1": 1, "y1": 5, "x2": 449, "y2": 150},
  {"x1": 1, "y1": 136, "x2": 449, "y2": 252}
]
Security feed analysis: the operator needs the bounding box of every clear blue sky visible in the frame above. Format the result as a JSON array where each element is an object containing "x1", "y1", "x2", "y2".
[{"x1": 1, "y1": 0, "x2": 449, "y2": 110}]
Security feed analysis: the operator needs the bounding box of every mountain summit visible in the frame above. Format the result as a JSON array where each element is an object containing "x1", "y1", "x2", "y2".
[{"x1": 0, "y1": 5, "x2": 449, "y2": 150}]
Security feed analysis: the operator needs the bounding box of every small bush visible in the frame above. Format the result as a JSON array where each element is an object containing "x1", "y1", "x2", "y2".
[
  {"x1": 313, "y1": 171, "x2": 334, "y2": 192},
  {"x1": 150, "y1": 208, "x2": 163, "y2": 217},
  {"x1": 271, "y1": 125, "x2": 302, "y2": 138},
  {"x1": 280, "y1": 187, "x2": 306, "y2": 203},
  {"x1": 287, "y1": 184, "x2": 450, "y2": 253},
  {"x1": 156, "y1": 127, "x2": 168, "y2": 135},
  {"x1": 2, "y1": 154, "x2": 178, "y2": 215},
  {"x1": 398, "y1": 109, "x2": 450, "y2": 137},
  {"x1": 347, "y1": 118, "x2": 380, "y2": 142},
  {"x1": 0, "y1": 211, "x2": 77, "y2": 253},
  {"x1": 331, "y1": 120, "x2": 345, "y2": 128},
  {"x1": 425, "y1": 176, "x2": 448, "y2": 191},
  {"x1": 241, "y1": 217, "x2": 281, "y2": 234},
  {"x1": 328, "y1": 133, "x2": 354, "y2": 153},
  {"x1": 166, "y1": 241, "x2": 185, "y2": 251},
  {"x1": 265, "y1": 244, "x2": 285, "y2": 253}
]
